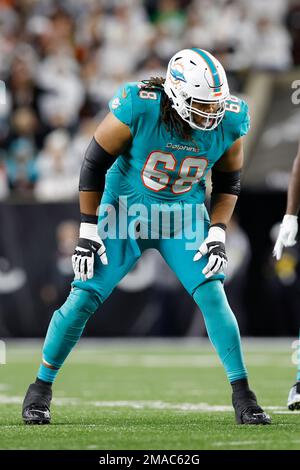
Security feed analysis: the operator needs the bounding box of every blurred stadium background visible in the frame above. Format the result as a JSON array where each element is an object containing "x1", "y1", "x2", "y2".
[{"x1": 0, "y1": 0, "x2": 299, "y2": 338}]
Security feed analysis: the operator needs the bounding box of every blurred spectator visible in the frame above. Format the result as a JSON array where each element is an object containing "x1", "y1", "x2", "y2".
[
  {"x1": 8, "y1": 54, "x2": 38, "y2": 112},
  {"x1": 252, "y1": 16, "x2": 292, "y2": 71},
  {"x1": 135, "y1": 52, "x2": 166, "y2": 81},
  {"x1": 69, "y1": 117, "x2": 97, "y2": 169},
  {"x1": 5, "y1": 107, "x2": 38, "y2": 195},
  {"x1": 34, "y1": 129, "x2": 78, "y2": 201},
  {"x1": 36, "y1": 53, "x2": 85, "y2": 130},
  {"x1": 100, "y1": 2, "x2": 154, "y2": 76},
  {"x1": 247, "y1": 0, "x2": 289, "y2": 23},
  {"x1": 0, "y1": 0, "x2": 297, "y2": 201},
  {"x1": 152, "y1": 0, "x2": 187, "y2": 60},
  {"x1": 184, "y1": 4, "x2": 218, "y2": 52}
]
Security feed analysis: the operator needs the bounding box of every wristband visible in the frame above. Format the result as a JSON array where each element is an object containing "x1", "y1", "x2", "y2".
[{"x1": 80, "y1": 213, "x2": 98, "y2": 224}]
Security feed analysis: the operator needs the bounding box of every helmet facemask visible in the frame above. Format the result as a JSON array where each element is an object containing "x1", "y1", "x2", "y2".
[{"x1": 178, "y1": 94, "x2": 227, "y2": 131}]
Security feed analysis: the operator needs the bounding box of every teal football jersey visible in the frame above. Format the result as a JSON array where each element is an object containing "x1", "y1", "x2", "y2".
[{"x1": 107, "y1": 82, "x2": 250, "y2": 202}]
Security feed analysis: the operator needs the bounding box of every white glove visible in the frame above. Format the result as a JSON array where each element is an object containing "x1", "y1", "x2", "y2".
[
  {"x1": 273, "y1": 214, "x2": 298, "y2": 261},
  {"x1": 72, "y1": 222, "x2": 108, "y2": 281},
  {"x1": 193, "y1": 225, "x2": 228, "y2": 279}
]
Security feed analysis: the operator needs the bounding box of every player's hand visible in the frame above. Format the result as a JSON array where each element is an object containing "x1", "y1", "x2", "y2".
[
  {"x1": 193, "y1": 225, "x2": 228, "y2": 279},
  {"x1": 273, "y1": 214, "x2": 298, "y2": 261},
  {"x1": 72, "y1": 222, "x2": 108, "y2": 281}
]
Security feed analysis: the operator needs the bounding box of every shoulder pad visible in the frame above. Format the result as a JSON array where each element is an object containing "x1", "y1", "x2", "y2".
[
  {"x1": 109, "y1": 81, "x2": 161, "y2": 135},
  {"x1": 222, "y1": 96, "x2": 250, "y2": 141}
]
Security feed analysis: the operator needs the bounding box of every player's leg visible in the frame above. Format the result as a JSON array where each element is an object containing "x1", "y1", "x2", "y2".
[
  {"x1": 36, "y1": 229, "x2": 141, "y2": 384},
  {"x1": 192, "y1": 280, "x2": 270, "y2": 424},
  {"x1": 22, "y1": 285, "x2": 101, "y2": 425},
  {"x1": 159, "y1": 216, "x2": 271, "y2": 424},
  {"x1": 22, "y1": 230, "x2": 142, "y2": 424},
  {"x1": 287, "y1": 328, "x2": 300, "y2": 410},
  {"x1": 192, "y1": 279, "x2": 247, "y2": 382}
]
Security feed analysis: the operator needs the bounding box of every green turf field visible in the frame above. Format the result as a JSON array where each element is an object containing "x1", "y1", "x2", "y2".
[{"x1": 0, "y1": 339, "x2": 299, "y2": 450}]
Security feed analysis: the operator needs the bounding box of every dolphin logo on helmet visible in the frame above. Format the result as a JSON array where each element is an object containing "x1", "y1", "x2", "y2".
[{"x1": 170, "y1": 67, "x2": 186, "y2": 83}]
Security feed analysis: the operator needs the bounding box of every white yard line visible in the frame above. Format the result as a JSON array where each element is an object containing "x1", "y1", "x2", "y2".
[
  {"x1": 215, "y1": 439, "x2": 300, "y2": 446},
  {"x1": 213, "y1": 440, "x2": 262, "y2": 446}
]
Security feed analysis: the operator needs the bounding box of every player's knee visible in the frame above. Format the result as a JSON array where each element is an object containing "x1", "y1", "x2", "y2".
[
  {"x1": 59, "y1": 287, "x2": 101, "y2": 321},
  {"x1": 193, "y1": 279, "x2": 227, "y2": 311}
]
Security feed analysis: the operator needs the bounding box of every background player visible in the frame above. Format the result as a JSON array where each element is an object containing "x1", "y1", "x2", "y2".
[
  {"x1": 273, "y1": 140, "x2": 300, "y2": 410},
  {"x1": 22, "y1": 48, "x2": 271, "y2": 425}
]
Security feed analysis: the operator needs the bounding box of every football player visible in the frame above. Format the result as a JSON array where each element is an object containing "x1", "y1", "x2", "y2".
[
  {"x1": 22, "y1": 49, "x2": 271, "y2": 425},
  {"x1": 273, "y1": 140, "x2": 300, "y2": 411}
]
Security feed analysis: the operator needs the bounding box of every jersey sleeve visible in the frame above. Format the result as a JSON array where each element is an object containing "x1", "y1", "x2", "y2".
[
  {"x1": 223, "y1": 97, "x2": 250, "y2": 143},
  {"x1": 237, "y1": 100, "x2": 250, "y2": 138},
  {"x1": 108, "y1": 83, "x2": 137, "y2": 134}
]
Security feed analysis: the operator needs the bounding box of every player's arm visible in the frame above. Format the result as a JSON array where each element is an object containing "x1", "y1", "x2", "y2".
[
  {"x1": 273, "y1": 141, "x2": 300, "y2": 260},
  {"x1": 73, "y1": 112, "x2": 132, "y2": 281},
  {"x1": 193, "y1": 137, "x2": 243, "y2": 278},
  {"x1": 209, "y1": 136, "x2": 243, "y2": 226},
  {"x1": 79, "y1": 112, "x2": 131, "y2": 216}
]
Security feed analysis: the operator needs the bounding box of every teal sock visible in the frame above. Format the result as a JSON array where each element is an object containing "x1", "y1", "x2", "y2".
[
  {"x1": 37, "y1": 363, "x2": 59, "y2": 384},
  {"x1": 37, "y1": 287, "x2": 100, "y2": 384},
  {"x1": 193, "y1": 280, "x2": 248, "y2": 383}
]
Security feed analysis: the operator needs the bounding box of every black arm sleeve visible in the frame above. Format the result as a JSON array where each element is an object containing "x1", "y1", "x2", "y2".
[
  {"x1": 79, "y1": 137, "x2": 116, "y2": 192},
  {"x1": 211, "y1": 168, "x2": 241, "y2": 197}
]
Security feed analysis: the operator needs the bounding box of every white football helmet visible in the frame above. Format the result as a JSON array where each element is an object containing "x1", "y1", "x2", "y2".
[{"x1": 164, "y1": 48, "x2": 230, "y2": 131}]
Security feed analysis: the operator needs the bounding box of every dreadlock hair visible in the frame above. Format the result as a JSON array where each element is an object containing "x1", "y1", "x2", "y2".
[{"x1": 140, "y1": 77, "x2": 193, "y2": 141}]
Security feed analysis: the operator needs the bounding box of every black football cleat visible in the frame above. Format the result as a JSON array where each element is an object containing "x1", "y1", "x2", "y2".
[
  {"x1": 22, "y1": 382, "x2": 52, "y2": 425},
  {"x1": 232, "y1": 390, "x2": 271, "y2": 425}
]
